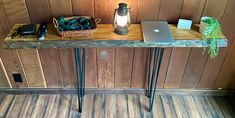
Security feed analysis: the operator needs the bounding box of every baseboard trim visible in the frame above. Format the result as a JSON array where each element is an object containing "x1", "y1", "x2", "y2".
[{"x1": 0, "y1": 88, "x2": 234, "y2": 96}]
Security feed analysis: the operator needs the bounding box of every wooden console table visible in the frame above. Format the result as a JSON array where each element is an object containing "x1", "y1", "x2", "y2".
[{"x1": 4, "y1": 24, "x2": 228, "y2": 113}]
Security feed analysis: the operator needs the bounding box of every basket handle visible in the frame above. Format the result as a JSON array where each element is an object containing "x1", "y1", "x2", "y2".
[
  {"x1": 95, "y1": 19, "x2": 101, "y2": 24},
  {"x1": 53, "y1": 18, "x2": 59, "y2": 29}
]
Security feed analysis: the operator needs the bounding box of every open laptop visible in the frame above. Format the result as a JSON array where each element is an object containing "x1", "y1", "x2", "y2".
[{"x1": 141, "y1": 21, "x2": 175, "y2": 43}]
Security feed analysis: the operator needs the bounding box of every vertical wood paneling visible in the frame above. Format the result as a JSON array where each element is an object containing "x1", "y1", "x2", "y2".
[
  {"x1": 85, "y1": 48, "x2": 97, "y2": 88},
  {"x1": 115, "y1": 0, "x2": 139, "y2": 88},
  {"x1": 180, "y1": 0, "x2": 206, "y2": 23},
  {"x1": 48, "y1": 0, "x2": 73, "y2": 18},
  {"x1": 179, "y1": 0, "x2": 208, "y2": 89},
  {"x1": 25, "y1": 0, "x2": 51, "y2": 23},
  {"x1": 72, "y1": 0, "x2": 94, "y2": 16},
  {"x1": 17, "y1": 49, "x2": 46, "y2": 87},
  {"x1": 154, "y1": 1, "x2": 178, "y2": 89},
  {"x1": 0, "y1": 0, "x2": 28, "y2": 88},
  {"x1": 131, "y1": 48, "x2": 148, "y2": 88},
  {"x1": 202, "y1": 0, "x2": 229, "y2": 20},
  {"x1": 158, "y1": 0, "x2": 184, "y2": 23},
  {"x1": 58, "y1": 49, "x2": 76, "y2": 88},
  {"x1": 214, "y1": 0, "x2": 235, "y2": 89},
  {"x1": 0, "y1": 49, "x2": 28, "y2": 87},
  {"x1": 39, "y1": 49, "x2": 62, "y2": 87},
  {"x1": 214, "y1": 40, "x2": 235, "y2": 89},
  {"x1": 198, "y1": 48, "x2": 228, "y2": 88},
  {"x1": 72, "y1": 1, "x2": 96, "y2": 91},
  {"x1": 2, "y1": 0, "x2": 46, "y2": 88},
  {"x1": 115, "y1": 48, "x2": 134, "y2": 88},
  {"x1": 0, "y1": 0, "x2": 11, "y2": 88},
  {"x1": 135, "y1": 0, "x2": 161, "y2": 88},
  {"x1": 46, "y1": 0, "x2": 74, "y2": 88},
  {"x1": 157, "y1": 48, "x2": 172, "y2": 88},
  {"x1": 0, "y1": 58, "x2": 10, "y2": 87},
  {"x1": 1, "y1": 51, "x2": 27, "y2": 87},
  {"x1": 97, "y1": 48, "x2": 115, "y2": 88},
  {"x1": 158, "y1": 0, "x2": 188, "y2": 89},
  {"x1": 1, "y1": 0, "x2": 30, "y2": 26},
  {"x1": 137, "y1": 0, "x2": 160, "y2": 22},
  {"x1": 165, "y1": 48, "x2": 191, "y2": 88},
  {"x1": 197, "y1": 0, "x2": 229, "y2": 89},
  {"x1": 94, "y1": 0, "x2": 115, "y2": 24},
  {"x1": 181, "y1": 48, "x2": 207, "y2": 88},
  {"x1": 23, "y1": 0, "x2": 51, "y2": 87},
  {"x1": 0, "y1": 0, "x2": 10, "y2": 39}
]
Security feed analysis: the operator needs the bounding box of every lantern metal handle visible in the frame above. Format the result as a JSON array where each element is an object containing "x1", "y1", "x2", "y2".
[
  {"x1": 113, "y1": 9, "x2": 118, "y2": 28},
  {"x1": 127, "y1": 8, "x2": 131, "y2": 27}
]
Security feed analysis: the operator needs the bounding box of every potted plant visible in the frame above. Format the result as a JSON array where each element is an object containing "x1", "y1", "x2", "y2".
[{"x1": 199, "y1": 16, "x2": 223, "y2": 59}]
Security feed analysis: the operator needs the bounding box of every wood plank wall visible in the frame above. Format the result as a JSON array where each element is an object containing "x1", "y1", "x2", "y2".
[{"x1": 0, "y1": 0, "x2": 235, "y2": 89}]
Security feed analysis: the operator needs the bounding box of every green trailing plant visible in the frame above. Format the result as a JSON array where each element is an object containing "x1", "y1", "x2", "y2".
[{"x1": 201, "y1": 17, "x2": 223, "y2": 59}]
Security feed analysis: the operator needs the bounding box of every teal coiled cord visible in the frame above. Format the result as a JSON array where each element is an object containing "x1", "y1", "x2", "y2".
[{"x1": 58, "y1": 17, "x2": 95, "y2": 31}]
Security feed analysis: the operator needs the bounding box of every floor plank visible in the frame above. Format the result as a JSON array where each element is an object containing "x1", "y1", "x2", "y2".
[
  {"x1": 31, "y1": 95, "x2": 49, "y2": 118},
  {"x1": 161, "y1": 95, "x2": 177, "y2": 118},
  {"x1": 68, "y1": 95, "x2": 80, "y2": 118},
  {"x1": 193, "y1": 96, "x2": 213, "y2": 117},
  {"x1": 105, "y1": 95, "x2": 116, "y2": 118},
  {"x1": 0, "y1": 95, "x2": 15, "y2": 117},
  {"x1": 56, "y1": 95, "x2": 71, "y2": 118},
  {"x1": 215, "y1": 96, "x2": 235, "y2": 117},
  {"x1": 205, "y1": 96, "x2": 225, "y2": 118},
  {"x1": 93, "y1": 95, "x2": 105, "y2": 118},
  {"x1": 153, "y1": 95, "x2": 165, "y2": 118},
  {"x1": 5, "y1": 95, "x2": 27, "y2": 118},
  {"x1": 183, "y1": 96, "x2": 201, "y2": 117},
  {"x1": 0, "y1": 94, "x2": 234, "y2": 118},
  {"x1": 44, "y1": 95, "x2": 60, "y2": 118},
  {"x1": 172, "y1": 96, "x2": 190, "y2": 118},
  {"x1": 18, "y1": 95, "x2": 33, "y2": 118},
  {"x1": 116, "y1": 95, "x2": 129, "y2": 118}
]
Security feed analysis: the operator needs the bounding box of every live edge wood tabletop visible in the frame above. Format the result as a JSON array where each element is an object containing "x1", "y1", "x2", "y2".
[{"x1": 4, "y1": 24, "x2": 227, "y2": 48}]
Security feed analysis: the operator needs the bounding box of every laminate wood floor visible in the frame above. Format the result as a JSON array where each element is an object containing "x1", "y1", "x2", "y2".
[{"x1": 0, "y1": 94, "x2": 234, "y2": 118}]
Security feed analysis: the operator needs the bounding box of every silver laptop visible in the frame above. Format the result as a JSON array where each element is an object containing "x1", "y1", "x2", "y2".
[{"x1": 141, "y1": 21, "x2": 175, "y2": 43}]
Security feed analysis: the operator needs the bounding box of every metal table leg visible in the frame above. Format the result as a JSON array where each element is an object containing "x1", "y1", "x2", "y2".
[
  {"x1": 75, "y1": 48, "x2": 86, "y2": 113},
  {"x1": 147, "y1": 47, "x2": 164, "y2": 112}
]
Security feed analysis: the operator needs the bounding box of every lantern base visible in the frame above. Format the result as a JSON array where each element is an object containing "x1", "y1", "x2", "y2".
[{"x1": 114, "y1": 27, "x2": 128, "y2": 35}]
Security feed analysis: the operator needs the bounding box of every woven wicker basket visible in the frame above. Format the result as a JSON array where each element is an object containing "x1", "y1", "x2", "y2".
[{"x1": 53, "y1": 16, "x2": 100, "y2": 38}]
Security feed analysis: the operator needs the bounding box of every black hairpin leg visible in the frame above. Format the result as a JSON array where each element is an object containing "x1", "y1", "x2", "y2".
[
  {"x1": 147, "y1": 47, "x2": 164, "y2": 112},
  {"x1": 75, "y1": 48, "x2": 86, "y2": 113}
]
